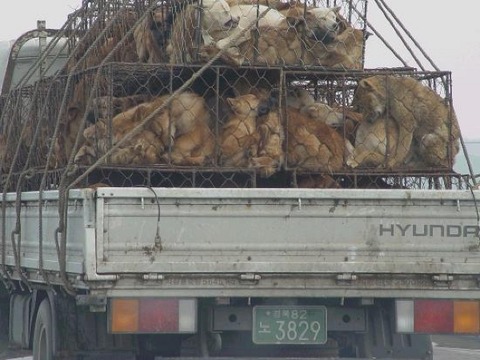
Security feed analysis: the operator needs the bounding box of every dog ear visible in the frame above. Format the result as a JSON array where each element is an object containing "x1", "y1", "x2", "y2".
[
  {"x1": 364, "y1": 30, "x2": 373, "y2": 40},
  {"x1": 226, "y1": 97, "x2": 235, "y2": 107},
  {"x1": 359, "y1": 78, "x2": 375, "y2": 91},
  {"x1": 286, "y1": 11, "x2": 306, "y2": 27}
]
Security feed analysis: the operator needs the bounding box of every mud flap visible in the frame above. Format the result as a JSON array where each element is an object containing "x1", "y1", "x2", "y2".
[{"x1": 357, "y1": 301, "x2": 433, "y2": 360}]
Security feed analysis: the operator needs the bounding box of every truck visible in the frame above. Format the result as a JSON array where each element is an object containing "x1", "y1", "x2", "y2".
[{"x1": 1, "y1": 0, "x2": 479, "y2": 359}]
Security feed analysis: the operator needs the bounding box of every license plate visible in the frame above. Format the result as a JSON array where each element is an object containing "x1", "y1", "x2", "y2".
[{"x1": 252, "y1": 305, "x2": 327, "y2": 345}]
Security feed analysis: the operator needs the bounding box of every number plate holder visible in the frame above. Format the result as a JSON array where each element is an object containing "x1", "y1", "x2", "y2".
[{"x1": 252, "y1": 305, "x2": 327, "y2": 345}]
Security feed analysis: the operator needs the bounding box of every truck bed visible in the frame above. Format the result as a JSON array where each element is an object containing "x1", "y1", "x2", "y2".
[{"x1": 3, "y1": 187, "x2": 480, "y2": 298}]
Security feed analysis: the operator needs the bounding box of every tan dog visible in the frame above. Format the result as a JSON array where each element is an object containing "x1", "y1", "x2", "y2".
[
  {"x1": 300, "y1": 9, "x2": 366, "y2": 69},
  {"x1": 200, "y1": 6, "x2": 366, "y2": 69},
  {"x1": 134, "y1": 6, "x2": 170, "y2": 63},
  {"x1": 164, "y1": 93, "x2": 216, "y2": 166},
  {"x1": 286, "y1": 107, "x2": 346, "y2": 173},
  {"x1": 55, "y1": 104, "x2": 85, "y2": 167},
  {"x1": 75, "y1": 91, "x2": 214, "y2": 167},
  {"x1": 219, "y1": 94, "x2": 263, "y2": 167},
  {"x1": 75, "y1": 120, "x2": 162, "y2": 165},
  {"x1": 346, "y1": 116, "x2": 399, "y2": 168},
  {"x1": 167, "y1": 0, "x2": 240, "y2": 64},
  {"x1": 352, "y1": 75, "x2": 460, "y2": 168},
  {"x1": 251, "y1": 108, "x2": 285, "y2": 177},
  {"x1": 87, "y1": 94, "x2": 153, "y2": 123}
]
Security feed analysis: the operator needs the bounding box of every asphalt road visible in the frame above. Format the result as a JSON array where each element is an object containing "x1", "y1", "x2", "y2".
[
  {"x1": 2, "y1": 336, "x2": 480, "y2": 359},
  {"x1": 432, "y1": 335, "x2": 480, "y2": 360}
]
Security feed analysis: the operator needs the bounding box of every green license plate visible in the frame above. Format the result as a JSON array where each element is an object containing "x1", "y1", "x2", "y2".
[{"x1": 252, "y1": 305, "x2": 327, "y2": 345}]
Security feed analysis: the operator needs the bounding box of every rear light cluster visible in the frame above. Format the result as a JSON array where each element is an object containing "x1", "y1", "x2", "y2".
[
  {"x1": 396, "y1": 299, "x2": 480, "y2": 334},
  {"x1": 109, "y1": 298, "x2": 197, "y2": 334}
]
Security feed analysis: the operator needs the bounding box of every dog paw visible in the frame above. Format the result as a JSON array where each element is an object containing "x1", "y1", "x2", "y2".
[
  {"x1": 346, "y1": 157, "x2": 358, "y2": 168},
  {"x1": 198, "y1": 44, "x2": 219, "y2": 61}
]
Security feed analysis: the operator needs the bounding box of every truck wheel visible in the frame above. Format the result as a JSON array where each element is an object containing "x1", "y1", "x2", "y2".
[{"x1": 33, "y1": 298, "x2": 54, "y2": 360}]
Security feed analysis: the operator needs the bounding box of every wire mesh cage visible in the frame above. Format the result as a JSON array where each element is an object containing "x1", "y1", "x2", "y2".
[
  {"x1": 61, "y1": 0, "x2": 368, "y2": 70},
  {"x1": 0, "y1": 0, "x2": 469, "y2": 191}
]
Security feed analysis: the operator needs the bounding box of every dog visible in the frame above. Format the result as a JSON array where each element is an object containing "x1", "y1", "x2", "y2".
[
  {"x1": 346, "y1": 115, "x2": 399, "y2": 169},
  {"x1": 352, "y1": 75, "x2": 460, "y2": 168},
  {"x1": 162, "y1": 92, "x2": 216, "y2": 165},
  {"x1": 286, "y1": 107, "x2": 347, "y2": 173},
  {"x1": 167, "y1": 0, "x2": 240, "y2": 63},
  {"x1": 199, "y1": 5, "x2": 342, "y2": 66},
  {"x1": 134, "y1": 5, "x2": 172, "y2": 63},
  {"x1": 86, "y1": 94, "x2": 152, "y2": 124},
  {"x1": 219, "y1": 93, "x2": 267, "y2": 167},
  {"x1": 251, "y1": 94, "x2": 285, "y2": 177},
  {"x1": 86, "y1": 94, "x2": 153, "y2": 124},
  {"x1": 75, "y1": 91, "x2": 214, "y2": 167}
]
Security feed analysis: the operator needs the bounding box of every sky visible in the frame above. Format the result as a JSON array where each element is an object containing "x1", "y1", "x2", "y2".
[{"x1": 0, "y1": 0, "x2": 478, "y2": 142}]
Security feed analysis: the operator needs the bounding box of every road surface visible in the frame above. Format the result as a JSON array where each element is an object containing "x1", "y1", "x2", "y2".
[{"x1": 2, "y1": 335, "x2": 480, "y2": 359}]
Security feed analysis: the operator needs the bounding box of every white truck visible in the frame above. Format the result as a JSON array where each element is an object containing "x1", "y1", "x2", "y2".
[{"x1": 1, "y1": 1, "x2": 479, "y2": 359}]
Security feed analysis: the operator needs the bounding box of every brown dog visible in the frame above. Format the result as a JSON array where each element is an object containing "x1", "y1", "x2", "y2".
[
  {"x1": 286, "y1": 107, "x2": 346, "y2": 173},
  {"x1": 352, "y1": 75, "x2": 460, "y2": 168},
  {"x1": 86, "y1": 94, "x2": 153, "y2": 124},
  {"x1": 134, "y1": 6, "x2": 171, "y2": 63},
  {"x1": 219, "y1": 94, "x2": 264, "y2": 167},
  {"x1": 75, "y1": 91, "x2": 214, "y2": 167},
  {"x1": 251, "y1": 107, "x2": 284, "y2": 177}
]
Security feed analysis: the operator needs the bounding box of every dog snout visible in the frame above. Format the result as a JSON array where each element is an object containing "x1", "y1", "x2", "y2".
[
  {"x1": 312, "y1": 27, "x2": 337, "y2": 44},
  {"x1": 86, "y1": 110, "x2": 98, "y2": 125},
  {"x1": 257, "y1": 102, "x2": 271, "y2": 117},
  {"x1": 225, "y1": 16, "x2": 240, "y2": 29}
]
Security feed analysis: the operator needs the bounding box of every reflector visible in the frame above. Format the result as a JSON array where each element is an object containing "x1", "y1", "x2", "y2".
[
  {"x1": 179, "y1": 299, "x2": 197, "y2": 332},
  {"x1": 453, "y1": 301, "x2": 480, "y2": 333},
  {"x1": 395, "y1": 300, "x2": 414, "y2": 333},
  {"x1": 110, "y1": 299, "x2": 139, "y2": 333},
  {"x1": 110, "y1": 298, "x2": 197, "y2": 334}
]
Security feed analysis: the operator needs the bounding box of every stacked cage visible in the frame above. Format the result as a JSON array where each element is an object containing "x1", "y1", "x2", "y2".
[{"x1": 0, "y1": 0, "x2": 466, "y2": 191}]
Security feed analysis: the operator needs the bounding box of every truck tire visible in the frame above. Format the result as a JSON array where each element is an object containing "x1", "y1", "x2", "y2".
[{"x1": 33, "y1": 298, "x2": 54, "y2": 360}]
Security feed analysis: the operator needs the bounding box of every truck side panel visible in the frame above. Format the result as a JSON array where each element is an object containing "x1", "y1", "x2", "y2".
[
  {"x1": 2, "y1": 190, "x2": 89, "y2": 275},
  {"x1": 97, "y1": 188, "x2": 480, "y2": 275}
]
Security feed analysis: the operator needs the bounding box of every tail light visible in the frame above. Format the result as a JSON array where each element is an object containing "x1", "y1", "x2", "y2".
[
  {"x1": 396, "y1": 299, "x2": 480, "y2": 334},
  {"x1": 109, "y1": 298, "x2": 197, "y2": 334}
]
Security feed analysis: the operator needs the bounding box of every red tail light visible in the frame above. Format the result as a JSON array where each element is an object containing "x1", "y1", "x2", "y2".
[
  {"x1": 109, "y1": 298, "x2": 197, "y2": 334},
  {"x1": 414, "y1": 300, "x2": 452, "y2": 333},
  {"x1": 396, "y1": 299, "x2": 480, "y2": 334}
]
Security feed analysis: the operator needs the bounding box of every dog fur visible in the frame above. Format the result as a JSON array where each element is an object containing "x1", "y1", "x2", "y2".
[
  {"x1": 352, "y1": 75, "x2": 460, "y2": 168},
  {"x1": 162, "y1": 92, "x2": 216, "y2": 165},
  {"x1": 75, "y1": 91, "x2": 215, "y2": 166},
  {"x1": 286, "y1": 107, "x2": 346, "y2": 173},
  {"x1": 167, "y1": 0, "x2": 240, "y2": 64},
  {"x1": 199, "y1": 5, "x2": 366, "y2": 69},
  {"x1": 346, "y1": 115, "x2": 399, "y2": 168},
  {"x1": 251, "y1": 107, "x2": 285, "y2": 177},
  {"x1": 219, "y1": 94, "x2": 265, "y2": 167},
  {"x1": 86, "y1": 94, "x2": 153, "y2": 124},
  {"x1": 134, "y1": 6, "x2": 171, "y2": 63}
]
